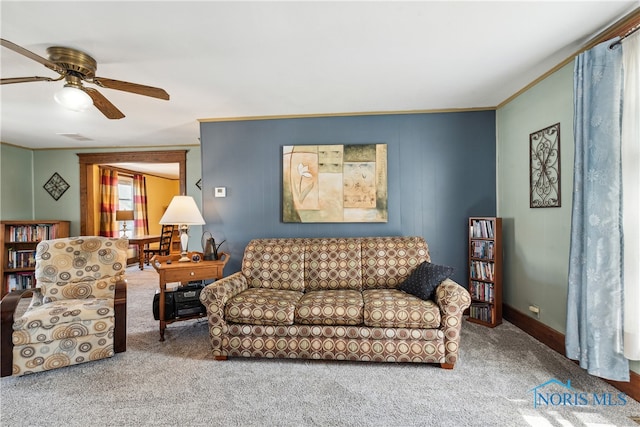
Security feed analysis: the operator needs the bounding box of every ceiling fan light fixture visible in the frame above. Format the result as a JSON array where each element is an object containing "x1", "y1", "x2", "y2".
[
  {"x1": 2, "y1": 39, "x2": 169, "y2": 119},
  {"x1": 54, "y1": 84, "x2": 93, "y2": 112}
]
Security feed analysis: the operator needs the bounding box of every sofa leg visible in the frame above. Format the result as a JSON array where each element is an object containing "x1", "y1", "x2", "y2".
[
  {"x1": 215, "y1": 356, "x2": 228, "y2": 361},
  {"x1": 440, "y1": 363, "x2": 454, "y2": 370}
]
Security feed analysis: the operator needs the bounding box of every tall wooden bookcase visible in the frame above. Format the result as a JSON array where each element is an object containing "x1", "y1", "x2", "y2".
[
  {"x1": 467, "y1": 217, "x2": 502, "y2": 327},
  {"x1": 1, "y1": 220, "x2": 70, "y2": 298}
]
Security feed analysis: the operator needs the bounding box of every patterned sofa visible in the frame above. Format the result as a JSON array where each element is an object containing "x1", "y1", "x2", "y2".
[{"x1": 200, "y1": 236, "x2": 471, "y2": 368}]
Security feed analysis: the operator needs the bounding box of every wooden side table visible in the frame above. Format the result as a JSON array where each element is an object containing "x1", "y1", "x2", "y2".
[{"x1": 151, "y1": 251, "x2": 229, "y2": 341}]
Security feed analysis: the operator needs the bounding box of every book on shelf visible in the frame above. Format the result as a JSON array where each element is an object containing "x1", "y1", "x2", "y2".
[
  {"x1": 470, "y1": 219, "x2": 495, "y2": 239},
  {"x1": 7, "y1": 223, "x2": 60, "y2": 243},
  {"x1": 6, "y1": 249, "x2": 37, "y2": 269},
  {"x1": 469, "y1": 280, "x2": 494, "y2": 303},
  {"x1": 469, "y1": 303, "x2": 493, "y2": 323},
  {"x1": 471, "y1": 240, "x2": 494, "y2": 260},
  {"x1": 6, "y1": 272, "x2": 35, "y2": 292},
  {"x1": 470, "y1": 260, "x2": 495, "y2": 281}
]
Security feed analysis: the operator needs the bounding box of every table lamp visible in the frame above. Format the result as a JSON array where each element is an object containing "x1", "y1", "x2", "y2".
[
  {"x1": 159, "y1": 195, "x2": 205, "y2": 262},
  {"x1": 115, "y1": 210, "x2": 134, "y2": 237}
]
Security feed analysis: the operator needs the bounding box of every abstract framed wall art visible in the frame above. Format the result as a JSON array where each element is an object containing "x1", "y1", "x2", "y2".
[
  {"x1": 283, "y1": 144, "x2": 388, "y2": 222},
  {"x1": 43, "y1": 172, "x2": 70, "y2": 201},
  {"x1": 529, "y1": 123, "x2": 561, "y2": 208}
]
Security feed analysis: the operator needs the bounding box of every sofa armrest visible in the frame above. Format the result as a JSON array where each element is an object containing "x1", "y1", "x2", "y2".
[
  {"x1": 200, "y1": 272, "x2": 249, "y2": 355},
  {"x1": 435, "y1": 279, "x2": 472, "y2": 367},
  {"x1": 435, "y1": 279, "x2": 471, "y2": 312}
]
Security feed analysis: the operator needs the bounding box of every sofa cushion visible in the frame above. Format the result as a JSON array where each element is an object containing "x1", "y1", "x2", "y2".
[
  {"x1": 35, "y1": 237, "x2": 127, "y2": 301},
  {"x1": 304, "y1": 238, "x2": 362, "y2": 291},
  {"x1": 13, "y1": 298, "x2": 114, "y2": 331},
  {"x1": 363, "y1": 289, "x2": 441, "y2": 328},
  {"x1": 12, "y1": 332, "x2": 114, "y2": 376},
  {"x1": 295, "y1": 290, "x2": 364, "y2": 326},
  {"x1": 397, "y1": 261, "x2": 454, "y2": 301},
  {"x1": 13, "y1": 298, "x2": 115, "y2": 346},
  {"x1": 361, "y1": 237, "x2": 430, "y2": 290},
  {"x1": 226, "y1": 323, "x2": 443, "y2": 341},
  {"x1": 225, "y1": 288, "x2": 303, "y2": 326},
  {"x1": 13, "y1": 316, "x2": 114, "y2": 346},
  {"x1": 38, "y1": 276, "x2": 120, "y2": 303},
  {"x1": 241, "y1": 239, "x2": 306, "y2": 291}
]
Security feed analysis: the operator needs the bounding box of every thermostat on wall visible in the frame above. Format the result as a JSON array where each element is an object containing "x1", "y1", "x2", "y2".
[{"x1": 214, "y1": 187, "x2": 226, "y2": 198}]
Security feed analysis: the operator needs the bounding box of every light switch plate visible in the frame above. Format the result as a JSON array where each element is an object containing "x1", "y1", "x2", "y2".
[{"x1": 214, "y1": 187, "x2": 226, "y2": 198}]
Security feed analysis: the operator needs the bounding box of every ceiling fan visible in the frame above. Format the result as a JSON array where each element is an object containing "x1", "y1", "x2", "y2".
[{"x1": 0, "y1": 38, "x2": 170, "y2": 119}]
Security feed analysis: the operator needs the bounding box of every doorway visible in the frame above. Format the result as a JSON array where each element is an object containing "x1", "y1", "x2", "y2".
[{"x1": 77, "y1": 151, "x2": 187, "y2": 235}]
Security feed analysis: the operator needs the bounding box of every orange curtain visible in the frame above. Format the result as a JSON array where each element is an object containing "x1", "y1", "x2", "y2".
[
  {"x1": 99, "y1": 168, "x2": 118, "y2": 237},
  {"x1": 133, "y1": 174, "x2": 149, "y2": 235}
]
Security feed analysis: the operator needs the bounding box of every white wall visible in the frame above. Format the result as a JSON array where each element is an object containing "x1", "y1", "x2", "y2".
[{"x1": 496, "y1": 62, "x2": 575, "y2": 333}]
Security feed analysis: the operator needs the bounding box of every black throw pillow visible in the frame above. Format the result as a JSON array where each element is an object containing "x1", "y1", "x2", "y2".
[{"x1": 398, "y1": 261, "x2": 454, "y2": 301}]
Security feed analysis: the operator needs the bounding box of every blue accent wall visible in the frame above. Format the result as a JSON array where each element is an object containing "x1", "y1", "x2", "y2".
[{"x1": 200, "y1": 111, "x2": 496, "y2": 282}]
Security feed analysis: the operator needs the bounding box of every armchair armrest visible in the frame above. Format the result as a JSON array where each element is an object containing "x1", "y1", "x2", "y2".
[
  {"x1": 1, "y1": 289, "x2": 33, "y2": 377},
  {"x1": 199, "y1": 272, "x2": 248, "y2": 356},
  {"x1": 114, "y1": 278, "x2": 127, "y2": 353},
  {"x1": 435, "y1": 279, "x2": 472, "y2": 367}
]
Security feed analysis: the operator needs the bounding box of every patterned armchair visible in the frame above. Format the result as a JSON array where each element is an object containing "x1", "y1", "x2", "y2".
[{"x1": 0, "y1": 237, "x2": 128, "y2": 377}]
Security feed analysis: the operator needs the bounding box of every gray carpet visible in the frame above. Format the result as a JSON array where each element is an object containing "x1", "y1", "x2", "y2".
[{"x1": 1, "y1": 265, "x2": 639, "y2": 427}]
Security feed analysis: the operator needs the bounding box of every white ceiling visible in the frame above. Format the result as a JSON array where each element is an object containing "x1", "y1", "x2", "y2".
[{"x1": 1, "y1": 1, "x2": 638, "y2": 151}]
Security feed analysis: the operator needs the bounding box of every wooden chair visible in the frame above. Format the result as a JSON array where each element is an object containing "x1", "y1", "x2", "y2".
[{"x1": 144, "y1": 224, "x2": 174, "y2": 265}]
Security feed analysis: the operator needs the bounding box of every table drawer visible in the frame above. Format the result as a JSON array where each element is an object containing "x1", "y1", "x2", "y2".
[{"x1": 164, "y1": 266, "x2": 221, "y2": 283}]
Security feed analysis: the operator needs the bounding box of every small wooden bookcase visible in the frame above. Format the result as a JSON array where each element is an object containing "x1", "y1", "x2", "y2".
[
  {"x1": 467, "y1": 217, "x2": 502, "y2": 327},
  {"x1": 0, "y1": 220, "x2": 70, "y2": 298}
]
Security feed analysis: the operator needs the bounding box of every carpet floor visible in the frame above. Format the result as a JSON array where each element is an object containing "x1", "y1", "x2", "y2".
[{"x1": 1, "y1": 265, "x2": 639, "y2": 427}]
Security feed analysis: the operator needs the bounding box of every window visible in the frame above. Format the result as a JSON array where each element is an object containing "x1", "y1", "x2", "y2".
[{"x1": 118, "y1": 175, "x2": 134, "y2": 233}]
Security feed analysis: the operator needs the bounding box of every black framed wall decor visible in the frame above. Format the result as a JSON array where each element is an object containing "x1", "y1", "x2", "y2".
[{"x1": 530, "y1": 123, "x2": 561, "y2": 208}]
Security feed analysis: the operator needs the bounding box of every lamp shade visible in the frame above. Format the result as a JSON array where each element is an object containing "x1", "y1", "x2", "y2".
[
  {"x1": 159, "y1": 196, "x2": 205, "y2": 225},
  {"x1": 54, "y1": 85, "x2": 93, "y2": 112},
  {"x1": 115, "y1": 210, "x2": 134, "y2": 221}
]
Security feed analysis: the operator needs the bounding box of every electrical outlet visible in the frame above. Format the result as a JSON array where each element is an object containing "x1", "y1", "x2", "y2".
[{"x1": 529, "y1": 304, "x2": 540, "y2": 318}]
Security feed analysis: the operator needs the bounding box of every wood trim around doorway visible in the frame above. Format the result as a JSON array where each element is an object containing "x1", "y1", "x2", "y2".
[{"x1": 78, "y1": 151, "x2": 187, "y2": 235}]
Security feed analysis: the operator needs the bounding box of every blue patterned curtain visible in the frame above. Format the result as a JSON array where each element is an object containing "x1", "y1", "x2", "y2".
[{"x1": 566, "y1": 38, "x2": 628, "y2": 381}]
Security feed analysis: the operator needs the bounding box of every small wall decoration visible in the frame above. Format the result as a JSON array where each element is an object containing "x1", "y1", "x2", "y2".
[
  {"x1": 43, "y1": 172, "x2": 70, "y2": 201},
  {"x1": 530, "y1": 123, "x2": 561, "y2": 208},
  {"x1": 195, "y1": 179, "x2": 202, "y2": 190},
  {"x1": 283, "y1": 144, "x2": 387, "y2": 223}
]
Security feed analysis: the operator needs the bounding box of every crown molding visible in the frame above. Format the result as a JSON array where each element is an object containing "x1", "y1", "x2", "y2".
[
  {"x1": 198, "y1": 106, "x2": 496, "y2": 123},
  {"x1": 498, "y1": 7, "x2": 640, "y2": 109},
  {"x1": 0, "y1": 141, "x2": 199, "y2": 151}
]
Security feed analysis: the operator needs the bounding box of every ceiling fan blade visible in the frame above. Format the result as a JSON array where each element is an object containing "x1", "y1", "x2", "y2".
[
  {"x1": 1, "y1": 76, "x2": 60, "y2": 85},
  {"x1": 0, "y1": 39, "x2": 66, "y2": 75},
  {"x1": 84, "y1": 87, "x2": 125, "y2": 120},
  {"x1": 92, "y1": 77, "x2": 170, "y2": 100}
]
